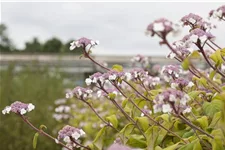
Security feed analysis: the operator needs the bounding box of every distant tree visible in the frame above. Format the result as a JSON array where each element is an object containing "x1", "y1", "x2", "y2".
[
  {"x1": 42, "y1": 37, "x2": 63, "y2": 53},
  {"x1": 63, "y1": 40, "x2": 83, "y2": 55},
  {"x1": 24, "y1": 37, "x2": 42, "y2": 53},
  {"x1": 0, "y1": 24, "x2": 14, "y2": 52}
]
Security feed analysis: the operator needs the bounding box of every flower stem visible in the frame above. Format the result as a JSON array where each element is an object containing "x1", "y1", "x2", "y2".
[
  {"x1": 19, "y1": 115, "x2": 73, "y2": 150},
  {"x1": 83, "y1": 101, "x2": 119, "y2": 132},
  {"x1": 178, "y1": 115, "x2": 214, "y2": 139}
]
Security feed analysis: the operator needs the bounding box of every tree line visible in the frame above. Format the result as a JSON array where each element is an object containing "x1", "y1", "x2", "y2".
[{"x1": 0, "y1": 23, "x2": 82, "y2": 54}]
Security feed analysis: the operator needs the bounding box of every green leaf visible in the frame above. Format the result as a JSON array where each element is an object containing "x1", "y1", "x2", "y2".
[
  {"x1": 188, "y1": 91, "x2": 204, "y2": 100},
  {"x1": 108, "y1": 93, "x2": 116, "y2": 99},
  {"x1": 126, "y1": 134, "x2": 146, "y2": 148},
  {"x1": 203, "y1": 100, "x2": 223, "y2": 118},
  {"x1": 33, "y1": 132, "x2": 39, "y2": 149},
  {"x1": 136, "y1": 117, "x2": 149, "y2": 131},
  {"x1": 220, "y1": 48, "x2": 225, "y2": 56},
  {"x1": 178, "y1": 139, "x2": 202, "y2": 150},
  {"x1": 209, "y1": 70, "x2": 217, "y2": 80},
  {"x1": 189, "y1": 50, "x2": 201, "y2": 58},
  {"x1": 163, "y1": 143, "x2": 180, "y2": 150},
  {"x1": 122, "y1": 99, "x2": 128, "y2": 108},
  {"x1": 210, "y1": 50, "x2": 223, "y2": 67},
  {"x1": 145, "y1": 126, "x2": 159, "y2": 149},
  {"x1": 196, "y1": 116, "x2": 208, "y2": 129},
  {"x1": 210, "y1": 129, "x2": 225, "y2": 150},
  {"x1": 120, "y1": 123, "x2": 134, "y2": 138},
  {"x1": 106, "y1": 115, "x2": 118, "y2": 128},
  {"x1": 39, "y1": 124, "x2": 47, "y2": 130},
  {"x1": 112, "y1": 64, "x2": 123, "y2": 72},
  {"x1": 182, "y1": 58, "x2": 190, "y2": 70},
  {"x1": 182, "y1": 130, "x2": 194, "y2": 138},
  {"x1": 92, "y1": 126, "x2": 107, "y2": 150}
]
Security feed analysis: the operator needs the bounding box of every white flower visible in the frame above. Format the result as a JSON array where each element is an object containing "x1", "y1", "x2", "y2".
[
  {"x1": 97, "y1": 91, "x2": 102, "y2": 98},
  {"x1": 69, "y1": 41, "x2": 76, "y2": 50},
  {"x1": 79, "y1": 129, "x2": 85, "y2": 135},
  {"x1": 190, "y1": 35, "x2": 199, "y2": 43},
  {"x1": 66, "y1": 92, "x2": 73, "y2": 99},
  {"x1": 55, "y1": 139, "x2": 59, "y2": 144},
  {"x1": 169, "y1": 95, "x2": 176, "y2": 102},
  {"x1": 27, "y1": 103, "x2": 35, "y2": 112},
  {"x1": 153, "y1": 22, "x2": 165, "y2": 32},
  {"x1": 85, "y1": 78, "x2": 92, "y2": 86},
  {"x1": 183, "y1": 107, "x2": 192, "y2": 114},
  {"x1": 91, "y1": 40, "x2": 96, "y2": 46},
  {"x1": 125, "y1": 72, "x2": 132, "y2": 81},
  {"x1": 71, "y1": 132, "x2": 80, "y2": 140},
  {"x1": 2, "y1": 106, "x2": 11, "y2": 115},
  {"x1": 167, "y1": 52, "x2": 176, "y2": 59},
  {"x1": 189, "y1": 18, "x2": 196, "y2": 24},
  {"x1": 171, "y1": 83, "x2": 177, "y2": 89},
  {"x1": 187, "y1": 82, "x2": 194, "y2": 88},
  {"x1": 109, "y1": 74, "x2": 117, "y2": 80},
  {"x1": 20, "y1": 108, "x2": 27, "y2": 115},
  {"x1": 199, "y1": 35, "x2": 207, "y2": 43},
  {"x1": 164, "y1": 76, "x2": 170, "y2": 82},
  {"x1": 78, "y1": 89, "x2": 82, "y2": 96},
  {"x1": 153, "y1": 105, "x2": 162, "y2": 113},
  {"x1": 83, "y1": 94, "x2": 87, "y2": 99},
  {"x1": 64, "y1": 106, "x2": 71, "y2": 113},
  {"x1": 168, "y1": 69, "x2": 173, "y2": 74},
  {"x1": 162, "y1": 104, "x2": 172, "y2": 113},
  {"x1": 64, "y1": 136, "x2": 71, "y2": 143}
]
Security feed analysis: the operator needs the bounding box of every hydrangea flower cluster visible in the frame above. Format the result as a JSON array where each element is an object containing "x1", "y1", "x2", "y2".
[
  {"x1": 128, "y1": 68, "x2": 148, "y2": 82},
  {"x1": 2, "y1": 101, "x2": 35, "y2": 115},
  {"x1": 167, "y1": 41, "x2": 192, "y2": 59},
  {"x1": 181, "y1": 13, "x2": 202, "y2": 26},
  {"x1": 153, "y1": 89, "x2": 191, "y2": 114},
  {"x1": 143, "y1": 76, "x2": 160, "y2": 88},
  {"x1": 161, "y1": 65, "x2": 181, "y2": 82},
  {"x1": 181, "y1": 13, "x2": 216, "y2": 32},
  {"x1": 131, "y1": 54, "x2": 149, "y2": 67},
  {"x1": 66, "y1": 87, "x2": 93, "y2": 100},
  {"x1": 209, "y1": 5, "x2": 225, "y2": 21},
  {"x1": 85, "y1": 72, "x2": 104, "y2": 86},
  {"x1": 170, "y1": 78, "x2": 194, "y2": 90},
  {"x1": 146, "y1": 18, "x2": 178, "y2": 37},
  {"x1": 57, "y1": 125, "x2": 85, "y2": 148},
  {"x1": 97, "y1": 88, "x2": 120, "y2": 98},
  {"x1": 70, "y1": 37, "x2": 99, "y2": 51},
  {"x1": 182, "y1": 28, "x2": 215, "y2": 46}
]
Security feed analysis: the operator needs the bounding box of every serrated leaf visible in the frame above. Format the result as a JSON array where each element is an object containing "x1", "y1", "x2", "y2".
[
  {"x1": 106, "y1": 115, "x2": 118, "y2": 128},
  {"x1": 33, "y1": 132, "x2": 39, "y2": 149}
]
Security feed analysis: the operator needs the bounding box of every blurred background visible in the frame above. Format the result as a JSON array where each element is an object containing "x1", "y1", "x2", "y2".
[{"x1": 0, "y1": 2, "x2": 225, "y2": 150}]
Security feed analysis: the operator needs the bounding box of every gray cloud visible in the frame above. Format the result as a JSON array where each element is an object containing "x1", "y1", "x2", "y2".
[{"x1": 1, "y1": 2, "x2": 225, "y2": 56}]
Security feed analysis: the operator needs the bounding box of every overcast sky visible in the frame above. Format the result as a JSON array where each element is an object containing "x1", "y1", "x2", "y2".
[{"x1": 1, "y1": 2, "x2": 225, "y2": 56}]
